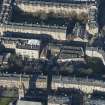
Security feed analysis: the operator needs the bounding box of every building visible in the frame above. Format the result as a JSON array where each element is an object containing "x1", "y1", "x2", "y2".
[
  {"x1": 87, "y1": 5, "x2": 98, "y2": 35},
  {"x1": 0, "y1": 0, "x2": 97, "y2": 40},
  {"x1": 0, "y1": 53, "x2": 10, "y2": 66},
  {"x1": 46, "y1": 40, "x2": 86, "y2": 61},
  {"x1": 1, "y1": 38, "x2": 16, "y2": 49},
  {"x1": 16, "y1": 39, "x2": 41, "y2": 59},
  {"x1": 28, "y1": 75, "x2": 47, "y2": 89},
  {"x1": 0, "y1": 55, "x2": 3, "y2": 65},
  {"x1": 18, "y1": 75, "x2": 25, "y2": 100},
  {"x1": 51, "y1": 76, "x2": 105, "y2": 93},
  {"x1": 35, "y1": 76, "x2": 47, "y2": 89},
  {"x1": 48, "y1": 95, "x2": 71, "y2": 105},
  {"x1": 1, "y1": 37, "x2": 41, "y2": 59},
  {"x1": 2, "y1": 53, "x2": 10, "y2": 65},
  {"x1": 58, "y1": 45, "x2": 84, "y2": 62},
  {"x1": 47, "y1": 43, "x2": 61, "y2": 57},
  {"x1": 0, "y1": 75, "x2": 47, "y2": 89},
  {"x1": 16, "y1": 0, "x2": 95, "y2": 15},
  {"x1": 1, "y1": 36, "x2": 27, "y2": 49},
  {"x1": 89, "y1": 99, "x2": 105, "y2": 105},
  {"x1": 16, "y1": 100, "x2": 42, "y2": 105}
]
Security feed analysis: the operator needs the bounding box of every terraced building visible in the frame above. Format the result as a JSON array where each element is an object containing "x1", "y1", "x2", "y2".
[{"x1": 0, "y1": 0, "x2": 97, "y2": 40}]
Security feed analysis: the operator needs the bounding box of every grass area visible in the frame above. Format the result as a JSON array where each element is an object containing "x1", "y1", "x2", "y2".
[
  {"x1": 0, "y1": 88, "x2": 18, "y2": 105},
  {"x1": 0, "y1": 97, "x2": 13, "y2": 105}
]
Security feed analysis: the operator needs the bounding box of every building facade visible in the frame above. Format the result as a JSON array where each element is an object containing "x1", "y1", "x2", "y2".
[{"x1": 15, "y1": 39, "x2": 41, "y2": 59}]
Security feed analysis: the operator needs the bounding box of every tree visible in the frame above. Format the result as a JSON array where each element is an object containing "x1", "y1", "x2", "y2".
[
  {"x1": 86, "y1": 57, "x2": 105, "y2": 77},
  {"x1": 8, "y1": 53, "x2": 23, "y2": 68},
  {"x1": 79, "y1": 68, "x2": 93, "y2": 76},
  {"x1": 69, "y1": 11, "x2": 78, "y2": 20},
  {"x1": 39, "y1": 10, "x2": 47, "y2": 24},
  {"x1": 47, "y1": 11, "x2": 55, "y2": 18},
  {"x1": 77, "y1": 12, "x2": 88, "y2": 24},
  {"x1": 0, "y1": 44, "x2": 5, "y2": 52}
]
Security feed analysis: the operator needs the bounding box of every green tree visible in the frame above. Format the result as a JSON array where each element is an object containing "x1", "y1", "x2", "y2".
[
  {"x1": 77, "y1": 12, "x2": 88, "y2": 24},
  {"x1": 47, "y1": 11, "x2": 56, "y2": 18},
  {"x1": 79, "y1": 68, "x2": 93, "y2": 76},
  {"x1": 86, "y1": 57, "x2": 105, "y2": 77},
  {"x1": 69, "y1": 11, "x2": 78, "y2": 20},
  {"x1": 39, "y1": 10, "x2": 47, "y2": 24}
]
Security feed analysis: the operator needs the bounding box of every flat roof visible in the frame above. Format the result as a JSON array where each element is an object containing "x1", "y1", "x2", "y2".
[
  {"x1": 48, "y1": 95, "x2": 70, "y2": 104},
  {"x1": 16, "y1": 100, "x2": 42, "y2": 105},
  {"x1": 28, "y1": 39, "x2": 40, "y2": 46}
]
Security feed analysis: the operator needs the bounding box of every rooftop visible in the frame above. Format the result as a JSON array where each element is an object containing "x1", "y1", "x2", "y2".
[
  {"x1": 21, "y1": 0, "x2": 95, "y2": 4},
  {"x1": 52, "y1": 76, "x2": 105, "y2": 87},
  {"x1": 3, "y1": 31, "x2": 54, "y2": 41},
  {"x1": 16, "y1": 40, "x2": 41, "y2": 50},
  {"x1": 89, "y1": 99, "x2": 105, "y2": 105},
  {"x1": 0, "y1": 75, "x2": 47, "y2": 82},
  {"x1": 16, "y1": 100, "x2": 42, "y2": 105},
  {"x1": 28, "y1": 39, "x2": 40, "y2": 46},
  {"x1": 58, "y1": 45, "x2": 84, "y2": 60},
  {"x1": 48, "y1": 95, "x2": 71, "y2": 104}
]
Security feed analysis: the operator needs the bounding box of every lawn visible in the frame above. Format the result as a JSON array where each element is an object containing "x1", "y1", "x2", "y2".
[{"x1": 0, "y1": 97, "x2": 13, "y2": 105}]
